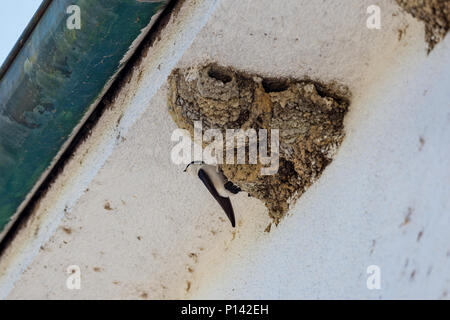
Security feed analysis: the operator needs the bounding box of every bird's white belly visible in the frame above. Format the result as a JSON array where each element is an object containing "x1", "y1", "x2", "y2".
[{"x1": 201, "y1": 165, "x2": 232, "y2": 198}]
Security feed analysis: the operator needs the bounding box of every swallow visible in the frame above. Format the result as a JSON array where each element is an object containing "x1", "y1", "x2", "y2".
[{"x1": 184, "y1": 161, "x2": 241, "y2": 227}]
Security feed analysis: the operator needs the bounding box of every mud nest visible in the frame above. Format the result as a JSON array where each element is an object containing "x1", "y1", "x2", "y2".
[
  {"x1": 396, "y1": 0, "x2": 449, "y2": 53},
  {"x1": 167, "y1": 64, "x2": 351, "y2": 223}
]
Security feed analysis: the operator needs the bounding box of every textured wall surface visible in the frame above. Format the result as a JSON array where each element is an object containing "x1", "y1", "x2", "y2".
[{"x1": 1, "y1": 0, "x2": 449, "y2": 299}]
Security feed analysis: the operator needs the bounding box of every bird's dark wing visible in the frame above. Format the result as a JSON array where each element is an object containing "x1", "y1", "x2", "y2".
[
  {"x1": 224, "y1": 181, "x2": 241, "y2": 194},
  {"x1": 198, "y1": 169, "x2": 236, "y2": 227}
]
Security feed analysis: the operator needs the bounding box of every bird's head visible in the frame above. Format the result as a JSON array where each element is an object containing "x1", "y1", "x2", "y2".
[{"x1": 183, "y1": 161, "x2": 204, "y2": 175}]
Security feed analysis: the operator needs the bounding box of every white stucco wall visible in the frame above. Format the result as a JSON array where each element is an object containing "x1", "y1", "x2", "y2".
[{"x1": 0, "y1": 0, "x2": 449, "y2": 299}]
